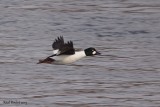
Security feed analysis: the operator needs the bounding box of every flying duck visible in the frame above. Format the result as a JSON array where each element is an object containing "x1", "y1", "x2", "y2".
[{"x1": 38, "y1": 36, "x2": 101, "y2": 64}]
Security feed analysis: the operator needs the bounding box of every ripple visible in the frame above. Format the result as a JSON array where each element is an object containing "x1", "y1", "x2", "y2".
[{"x1": 128, "y1": 30, "x2": 150, "y2": 34}]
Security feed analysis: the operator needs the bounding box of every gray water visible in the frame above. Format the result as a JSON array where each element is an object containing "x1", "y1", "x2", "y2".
[{"x1": 0, "y1": 0, "x2": 160, "y2": 107}]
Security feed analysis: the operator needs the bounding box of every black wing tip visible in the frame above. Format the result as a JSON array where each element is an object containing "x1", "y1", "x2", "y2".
[
  {"x1": 55, "y1": 36, "x2": 64, "y2": 42},
  {"x1": 52, "y1": 36, "x2": 74, "y2": 49},
  {"x1": 53, "y1": 36, "x2": 73, "y2": 45},
  {"x1": 68, "y1": 40, "x2": 73, "y2": 46},
  {"x1": 65, "y1": 40, "x2": 73, "y2": 47},
  {"x1": 52, "y1": 36, "x2": 65, "y2": 49},
  {"x1": 51, "y1": 36, "x2": 75, "y2": 55},
  {"x1": 58, "y1": 36, "x2": 63, "y2": 40}
]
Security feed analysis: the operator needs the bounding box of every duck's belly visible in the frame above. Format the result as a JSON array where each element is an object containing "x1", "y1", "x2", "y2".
[
  {"x1": 54, "y1": 55, "x2": 81, "y2": 64},
  {"x1": 54, "y1": 51, "x2": 86, "y2": 64}
]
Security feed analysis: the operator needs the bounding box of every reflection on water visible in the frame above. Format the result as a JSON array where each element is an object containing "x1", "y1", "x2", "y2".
[{"x1": 0, "y1": 0, "x2": 160, "y2": 107}]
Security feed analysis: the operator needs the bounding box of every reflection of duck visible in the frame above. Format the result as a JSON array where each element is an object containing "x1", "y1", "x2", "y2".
[{"x1": 38, "y1": 36, "x2": 101, "y2": 64}]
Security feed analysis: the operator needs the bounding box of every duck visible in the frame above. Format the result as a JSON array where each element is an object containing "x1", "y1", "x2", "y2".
[{"x1": 38, "y1": 36, "x2": 101, "y2": 64}]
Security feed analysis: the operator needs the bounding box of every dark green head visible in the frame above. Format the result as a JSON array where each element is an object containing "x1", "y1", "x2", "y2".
[{"x1": 84, "y1": 47, "x2": 101, "y2": 56}]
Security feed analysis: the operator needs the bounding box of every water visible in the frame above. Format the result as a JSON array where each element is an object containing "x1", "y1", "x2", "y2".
[{"x1": 0, "y1": 0, "x2": 160, "y2": 107}]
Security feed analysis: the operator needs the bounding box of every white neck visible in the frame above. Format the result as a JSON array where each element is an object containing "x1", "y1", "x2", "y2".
[{"x1": 75, "y1": 51, "x2": 86, "y2": 58}]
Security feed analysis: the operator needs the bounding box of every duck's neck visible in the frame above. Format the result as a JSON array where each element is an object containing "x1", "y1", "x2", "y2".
[{"x1": 75, "y1": 51, "x2": 86, "y2": 58}]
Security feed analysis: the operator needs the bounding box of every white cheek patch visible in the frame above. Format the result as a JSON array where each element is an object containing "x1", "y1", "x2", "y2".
[
  {"x1": 92, "y1": 51, "x2": 96, "y2": 55},
  {"x1": 53, "y1": 49, "x2": 59, "y2": 55}
]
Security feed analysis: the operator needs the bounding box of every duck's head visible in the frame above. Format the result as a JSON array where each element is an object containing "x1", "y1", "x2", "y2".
[{"x1": 84, "y1": 47, "x2": 101, "y2": 56}]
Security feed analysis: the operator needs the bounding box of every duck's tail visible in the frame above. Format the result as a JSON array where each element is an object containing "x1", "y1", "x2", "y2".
[{"x1": 37, "y1": 57, "x2": 55, "y2": 64}]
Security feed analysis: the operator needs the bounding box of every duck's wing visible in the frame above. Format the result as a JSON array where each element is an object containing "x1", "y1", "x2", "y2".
[
  {"x1": 59, "y1": 40, "x2": 75, "y2": 55},
  {"x1": 52, "y1": 36, "x2": 75, "y2": 55},
  {"x1": 52, "y1": 36, "x2": 64, "y2": 55}
]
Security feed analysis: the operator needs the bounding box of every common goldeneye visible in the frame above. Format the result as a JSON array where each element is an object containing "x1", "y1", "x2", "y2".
[{"x1": 38, "y1": 36, "x2": 101, "y2": 64}]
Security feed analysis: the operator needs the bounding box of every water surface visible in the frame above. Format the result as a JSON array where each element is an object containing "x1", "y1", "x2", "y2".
[{"x1": 0, "y1": 0, "x2": 160, "y2": 107}]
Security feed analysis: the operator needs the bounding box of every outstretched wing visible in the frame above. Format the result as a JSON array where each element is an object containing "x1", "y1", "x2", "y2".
[
  {"x1": 52, "y1": 36, "x2": 64, "y2": 49},
  {"x1": 60, "y1": 41, "x2": 75, "y2": 55},
  {"x1": 52, "y1": 36, "x2": 75, "y2": 55}
]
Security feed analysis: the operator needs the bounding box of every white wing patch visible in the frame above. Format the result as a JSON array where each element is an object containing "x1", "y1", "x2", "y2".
[{"x1": 53, "y1": 49, "x2": 60, "y2": 55}]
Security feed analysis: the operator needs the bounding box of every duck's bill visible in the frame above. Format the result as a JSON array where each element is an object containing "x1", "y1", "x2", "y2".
[{"x1": 95, "y1": 51, "x2": 101, "y2": 55}]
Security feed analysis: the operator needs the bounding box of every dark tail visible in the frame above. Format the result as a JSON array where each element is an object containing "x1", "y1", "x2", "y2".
[{"x1": 37, "y1": 57, "x2": 55, "y2": 64}]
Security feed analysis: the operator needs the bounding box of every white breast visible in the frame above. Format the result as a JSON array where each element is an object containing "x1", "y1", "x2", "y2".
[{"x1": 53, "y1": 51, "x2": 86, "y2": 64}]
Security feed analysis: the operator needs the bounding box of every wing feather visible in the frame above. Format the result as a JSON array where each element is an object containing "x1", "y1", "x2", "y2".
[
  {"x1": 52, "y1": 36, "x2": 64, "y2": 50},
  {"x1": 52, "y1": 36, "x2": 75, "y2": 55}
]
